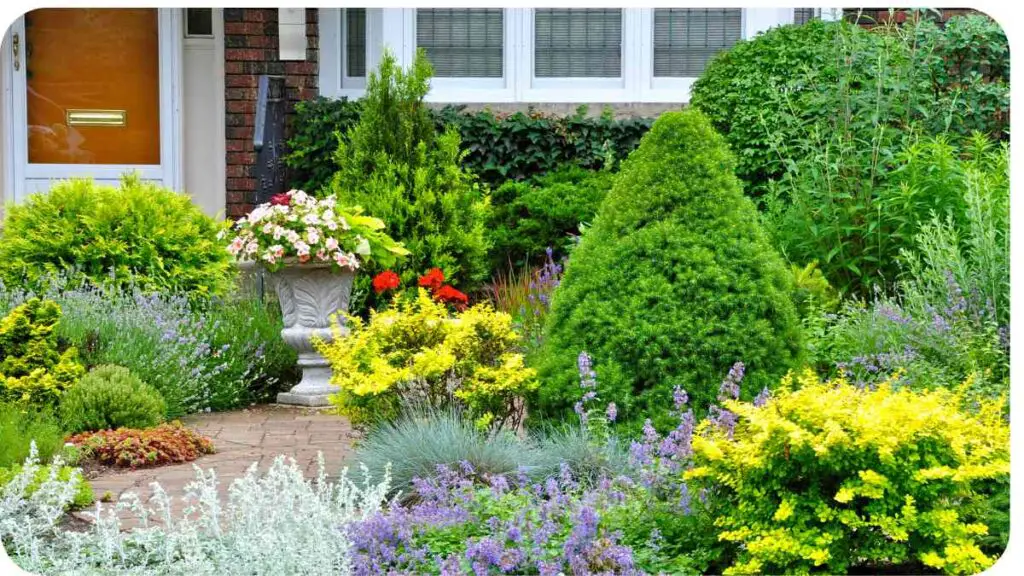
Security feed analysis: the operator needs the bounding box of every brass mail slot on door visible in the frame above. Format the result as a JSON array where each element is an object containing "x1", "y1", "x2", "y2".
[{"x1": 66, "y1": 109, "x2": 127, "y2": 127}]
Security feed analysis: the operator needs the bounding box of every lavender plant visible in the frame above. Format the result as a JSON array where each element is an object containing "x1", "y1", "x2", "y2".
[
  {"x1": 2, "y1": 444, "x2": 391, "y2": 575},
  {"x1": 0, "y1": 275, "x2": 296, "y2": 417}
]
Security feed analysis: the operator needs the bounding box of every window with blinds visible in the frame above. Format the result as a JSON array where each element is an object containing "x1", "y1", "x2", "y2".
[
  {"x1": 794, "y1": 8, "x2": 819, "y2": 25},
  {"x1": 345, "y1": 8, "x2": 366, "y2": 78},
  {"x1": 653, "y1": 9, "x2": 742, "y2": 78},
  {"x1": 416, "y1": 9, "x2": 503, "y2": 78},
  {"x1": 534, "y1": 9, "x2": 622, "y2": 78}
]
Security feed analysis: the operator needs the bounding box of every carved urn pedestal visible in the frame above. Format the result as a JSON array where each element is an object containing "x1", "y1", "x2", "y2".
[{"x1": 269, "y1": 261, "x2": 354, "y2": 407}]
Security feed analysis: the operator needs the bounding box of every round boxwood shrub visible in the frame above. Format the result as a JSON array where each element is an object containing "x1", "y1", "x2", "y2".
[
  {"x1": 59, "y1": 365, "x2": 166, "y2": 434},
  {"x1": 532, "y1": 109, "x2": 802, "y2": 432},
  {"x1": 0, "y1": 173, "x2": 235, "y2": 296}
]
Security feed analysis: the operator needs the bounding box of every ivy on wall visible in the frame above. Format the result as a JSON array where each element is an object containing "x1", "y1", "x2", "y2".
[{"x1": 284, "y1": 99, "x2": 655, "y2": 192}]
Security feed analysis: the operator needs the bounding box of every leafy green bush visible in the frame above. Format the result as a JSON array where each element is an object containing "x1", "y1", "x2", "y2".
[
  {"x1": 763, "y1": 130, "x2": 1000, "y2": 298},
  {"x1": 690, "y1": 19, "x2": 841, "y2": 193},
  {"x1": 686, "y1": 369, "x2": 1009, "y2": 575},
  {"x1": 284, "y1": 96, "x2": 364, "y2": 193},
  {"x1": 0, "y1": 174, "x2": 235, "y2": 297},
  {"x1": 692, "y1": 14, "x2": 1008, "y2": 195},
  {"x1": 285, "y1": 99, "x2": 653, "y2": 194},
  {"x1": 807, "y1": 138, "x2": 1008, "y2": 398},
  {"x1": 0, "y1": 403, "x2": 64, "y2": 468},
  {"x1": 59, "y1": 365, "x2": 166, "y2": 434},
  {"x1": 0, "y1": 298, "x2": 85, "y2": 406},
  {"x1": 435, "y1": 105, "x2": 653, "y2": 188},
  {"x1": 533, "y1": 110, "x2": 802, "y2": 431},
  {"x1": 488, "y1": 166, "x2": 615, "y2": 270},
  {"x1": 0, "y1": 462, "x2": 94, "y2": 509},
  {"x1": 327, "y1": 50, "x2": 489, "y2": 309}
]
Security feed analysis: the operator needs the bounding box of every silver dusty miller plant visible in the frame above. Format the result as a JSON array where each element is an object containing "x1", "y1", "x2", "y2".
[{"x1": 1, "y1": 443, "x2": 392, "y2": 575}]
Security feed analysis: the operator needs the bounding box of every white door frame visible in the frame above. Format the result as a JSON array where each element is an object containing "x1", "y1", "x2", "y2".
[{"x1": 2, "y1": 8, "x2": 183, "y2": 203}]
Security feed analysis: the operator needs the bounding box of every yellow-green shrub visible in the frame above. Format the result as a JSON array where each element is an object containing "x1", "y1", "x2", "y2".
[
  {"x1": 317, "y1": 289, "x2": 536, "y2": 431},
  {"x1": 686, "y1": 369, "x2": 1009, "y2": 576},
  {"x1": 0, "y1": 299, "x2": 85, "y2": 405}
]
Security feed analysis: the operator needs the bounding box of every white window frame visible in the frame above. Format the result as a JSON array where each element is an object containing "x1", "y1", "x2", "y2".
[
  {"x1": 318, "y1": 7, "x2": 798, "y2": 104},
  {"x1": 319, "y1": 8, "x2": 373, "y2": 99}
]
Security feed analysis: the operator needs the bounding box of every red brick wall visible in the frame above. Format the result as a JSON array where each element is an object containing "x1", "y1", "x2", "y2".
[{"x1": 223, "y1": 8, "x2": 319, "y2": 218}]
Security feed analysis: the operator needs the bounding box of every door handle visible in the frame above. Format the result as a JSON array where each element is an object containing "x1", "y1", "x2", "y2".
[{"x1": 11, "y1": 33, "x2": 18, "y2": 71}]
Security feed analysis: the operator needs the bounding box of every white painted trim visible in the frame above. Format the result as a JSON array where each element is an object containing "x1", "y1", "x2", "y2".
[
  {"x1": 819, "y1": 7, "x2": 842, "y2": 22},
  {"x1": 318, "y1": 7, "x2": 793, "y2": 105},
  {"x1": 9, "y1": 17, "x2": 26, "y2": 203},
  {"x1": 213, "y1": 7, "x2": 226, "y2": 217},
  {"x1": 161, "y1": 8, "x2": 185, "y2": 192},
  {"x1": 1, "y1": 25, "x2": 19, "y2": 205}
]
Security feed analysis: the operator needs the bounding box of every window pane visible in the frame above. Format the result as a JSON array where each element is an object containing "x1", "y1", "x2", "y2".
[
  {"x1": 185, "y1": 8, "x2": 213, "y2": 37},
  {"x1": 535, "y1": 9, "x2": 621, "y2": 78},
  {"x1": 346, "y1": 8, "x2": 366, "y2": 77},
  {"x1": 417, "y1": 9, "x2": 503, "y2": 78},
  {"x1": 653, "y1": 9, "x2": 742, "y2": 77},
  {"x1": 794, "y1": 8, "x2": 818, "y2": 25}
]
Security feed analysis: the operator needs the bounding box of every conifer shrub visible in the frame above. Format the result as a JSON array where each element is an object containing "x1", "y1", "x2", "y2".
[
  {"x1": 0, "y1": 298, "x2": 85, "y2": 406},
  {"x1": 59, "y1": 365, "x2": 166, "y2": 434},
  {"x1": 488, "y1": 166, "x2": 615, "y2": 270},
  {"x1": 0, "y1": 174, "x2": 235, "y2": 297},
  {"x1": 532, "y1": 110, "x2": 802, "y2": 431},
  {"x1": 328, "y1": 49, "x2": 489, "y2": 311}
]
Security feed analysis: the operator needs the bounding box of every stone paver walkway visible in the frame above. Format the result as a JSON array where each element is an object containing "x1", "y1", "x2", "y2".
[{"x1": 73, "y1": 405, "x2": 359, "y2": 528}]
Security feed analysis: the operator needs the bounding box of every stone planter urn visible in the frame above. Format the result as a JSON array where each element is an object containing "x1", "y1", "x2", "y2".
[{"x1": 269, "y1": 261, "x2": 355, "y2": 407}]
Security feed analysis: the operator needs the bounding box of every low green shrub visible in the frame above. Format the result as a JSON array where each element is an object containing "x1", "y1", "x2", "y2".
[
  {"x1": 686, "y1": 369, "x2": 1009, "y2": 575},
  {"x1": 0, "y1": 403, "x2": 64, "y2": 468},
  {"x1": 533, "y1": 110, "x2": 802, "y2": 431},
  {"x1": 0, "y1": 174, "x2": 235, "y2": 297},
  {"x1": 488, "y1": 166, "x2": 614, "y2": 270},
  {"x1": 0, "y1": 462, "x2": 94, "y2": 509},
  {"x1": 0, "y1": 298, "x2": 85, "y2": 406},
  {"x1": 59, "y1": 365, "x2": 166, "y2": 434}
]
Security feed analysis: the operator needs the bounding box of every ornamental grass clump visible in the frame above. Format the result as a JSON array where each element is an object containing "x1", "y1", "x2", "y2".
[
  {"x1": 318, "y1": 288, "x2": 537, "y2": 431},
  {"x1": 685, "y1": 369, "x2": 1010, "y2": 576},
  {"x1": 533, "y1": 109, "x2": 802, "y2": 431}
]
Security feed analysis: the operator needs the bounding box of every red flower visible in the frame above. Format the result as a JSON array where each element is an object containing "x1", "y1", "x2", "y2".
[
  {"x1": 270, "y1": 193, "x2": 291, "y2": 206},
  {"x1": 373, "y1": 270, "x2": 401, "y2": 294},
  {"x1": 418, "y1": 268, "x2": 445, "y2": 291},
  {"x1": 434, "y1": 285, "x2": 469, "y2": 310}
]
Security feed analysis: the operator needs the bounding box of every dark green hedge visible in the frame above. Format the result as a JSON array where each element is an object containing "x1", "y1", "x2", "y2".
[{"x1": 285, "y1": 100, "x2": 654, "y2": 193}]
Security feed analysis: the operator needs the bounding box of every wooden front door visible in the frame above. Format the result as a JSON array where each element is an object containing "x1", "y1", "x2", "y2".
[
  {"x1": 5, "y1": 8, "x2": 181, "y2": 200},
  {"x1": 25, "y1": 8, "x2": 161, "y2": 165}
]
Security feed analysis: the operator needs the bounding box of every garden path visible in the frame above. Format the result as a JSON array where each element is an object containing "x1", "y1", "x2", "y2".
[{"x1": 71, "y1": 405, "x2": 359, "y2": 530}]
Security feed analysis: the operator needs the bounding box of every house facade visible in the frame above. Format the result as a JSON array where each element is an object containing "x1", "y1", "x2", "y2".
[{"x1": 2, "y1": 7, "x2": 846, "y2": 219}]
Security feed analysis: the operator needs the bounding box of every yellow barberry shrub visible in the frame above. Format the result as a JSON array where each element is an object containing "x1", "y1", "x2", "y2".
[
  {"x1": 685, "y1": 369, "x2": 1009, "y2": 576},
  {"x1": 0, "y1": 298, "x2": 85, "y2": 405},
  {"x1": 317, "y1": 288, "x2": 537, "y2": 431}
]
